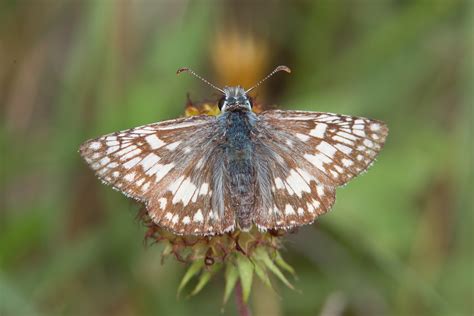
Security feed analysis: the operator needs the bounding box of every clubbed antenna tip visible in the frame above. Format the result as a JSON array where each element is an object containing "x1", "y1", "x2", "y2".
[
  {"x1": 176, "y1": 67, "x2": 190, "y2": 75},
  {"x1": 275, "y1": 65, "x2": 292, "y2": 74},
  {"x1": 245, "y1": 65, "x2": 291, "y2": 93}
]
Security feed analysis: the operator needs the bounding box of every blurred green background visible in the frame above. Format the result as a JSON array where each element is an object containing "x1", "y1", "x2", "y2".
[{"x1": 1, "y1": 0, "x2": 472, "y2": 315}]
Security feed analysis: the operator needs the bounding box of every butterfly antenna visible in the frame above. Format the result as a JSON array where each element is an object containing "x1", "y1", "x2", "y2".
[
  {"x1": 177, "y1": 67, "x2": 225, "y2": 94},
  {"x1": 245, "y1": 65, "x2": 291, "y2": 94}
]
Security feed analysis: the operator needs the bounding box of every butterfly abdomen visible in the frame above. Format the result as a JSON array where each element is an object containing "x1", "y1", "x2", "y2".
[{"x1": 223, "y1": 111, "x2": 257, "y2": 230}]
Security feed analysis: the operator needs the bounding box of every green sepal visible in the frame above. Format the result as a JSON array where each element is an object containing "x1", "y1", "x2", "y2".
[
  {"x1": 275, "y1": 251, "x2": 295, "y2": 276},
  {"x1": 223, "y1": 263, "x2": 239, "y2": 305},
  {"x1": 252, "y1": 257, "x2": 273, "y2": 290},
  {"x1": 255, "y1": 248, "x2": 294, "y2": 290},
  {"x1": 177, "y1": 260, "x2": 204, "y2": 297},
  {"x1": 162, "y1": 243, "x2": 173, "y2": 257},
  {"x1": 236, "y1": 253, "x2": 254, "y2": 303},
  {"x1": 190, "y1": 269, "x2": 212, "y2": 296}
]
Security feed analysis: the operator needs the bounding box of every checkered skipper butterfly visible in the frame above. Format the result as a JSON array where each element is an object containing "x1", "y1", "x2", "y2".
[{"x1": 80, "y1": 66, "x2": 388, "y2": 235}]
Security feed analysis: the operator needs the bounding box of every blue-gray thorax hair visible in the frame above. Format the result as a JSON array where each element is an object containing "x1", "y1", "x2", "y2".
[{"x1": 220, "y1": 86, "x2": 252, "y2": 112}]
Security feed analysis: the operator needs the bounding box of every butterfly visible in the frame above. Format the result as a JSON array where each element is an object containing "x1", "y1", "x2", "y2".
[{"x1": 79, "y1": 66, "x2": 388, "y2": 236}]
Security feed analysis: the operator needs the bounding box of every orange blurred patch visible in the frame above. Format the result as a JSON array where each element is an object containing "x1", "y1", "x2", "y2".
[{"x1": 211, "y1": 29, "x2": 269, "y2": 96}]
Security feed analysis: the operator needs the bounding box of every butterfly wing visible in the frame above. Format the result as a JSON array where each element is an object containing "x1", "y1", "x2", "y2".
[
  {"x1": 252, "y1": 110, "x2": 388, "y2": 230},
  {"x1": 79, "y1": 115, "x2": 234, "y2": 235}
]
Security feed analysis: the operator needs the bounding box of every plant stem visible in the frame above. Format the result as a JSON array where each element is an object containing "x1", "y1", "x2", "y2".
[{"x1": 235, "y1": 280, "x2": 251, "y2": 316}]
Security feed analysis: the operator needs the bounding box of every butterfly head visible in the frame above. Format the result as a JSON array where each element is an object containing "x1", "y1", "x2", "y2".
[
  {"x1": 218, "y1": 86, "x2": 253, "y2": 112},
  {"x1": 177, "y1": 65, "x2": 291, "y2": 113}
]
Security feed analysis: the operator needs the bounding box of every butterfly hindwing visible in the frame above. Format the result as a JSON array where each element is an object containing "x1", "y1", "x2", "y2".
[{"x1": 252, "y1": 135, "x2": 336, "y2": 230}]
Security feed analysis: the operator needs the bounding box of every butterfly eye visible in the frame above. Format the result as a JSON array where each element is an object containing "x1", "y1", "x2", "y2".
[
  {"x1": 247, "y1": 97, "x2": 254, "y2": 108},
  {"x1": 218, "y1": 96, "x2": 226, "y2": 110}
]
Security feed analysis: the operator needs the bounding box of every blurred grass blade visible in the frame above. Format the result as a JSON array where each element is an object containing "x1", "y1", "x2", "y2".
[{"x1": 0, "y1": 273, "x2": 38, "y2": 316}]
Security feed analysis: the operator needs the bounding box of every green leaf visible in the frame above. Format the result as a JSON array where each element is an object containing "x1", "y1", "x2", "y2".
[
  {"x1": 275, "y1": 251, "x2": 296, "y2": 276},
  {"x1": 177, "y1": 260, "x2": 204, "y2": 297},
  {"x1": 255, "y1": 249, "x2": 294, "y2": 290},
  {"x1": 223, "y1": 263, "x2": 239, "y2": 305},
  {"x1": 236, "y1": 254, "x2": 254, "y2": 302}
]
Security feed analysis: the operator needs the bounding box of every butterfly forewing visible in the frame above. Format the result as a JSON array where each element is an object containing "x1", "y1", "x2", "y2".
[
  {"x1": 80, "y1": 115, "x2": 234, "y2": 235},
  {"x1": 252, "y1": 110, "x2": 388, "y2": 230},
  {"x1": 260, "y1": 110, "x2": 388, "y2": 185}
]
